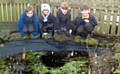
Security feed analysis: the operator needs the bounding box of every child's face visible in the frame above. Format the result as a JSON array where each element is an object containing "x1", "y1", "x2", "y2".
[
  {"x1": 61, "y1": 7, "x2": 68, "y2": 15},
  {"x1": 43, "y1": 10, "x2": 49, "y2": 16},
  {"x1": 26, "y1": 10, "x2": 33, "y2": 18},
  {"x1": 81, "y1": 9, "x2": 90, "y2": 16}
]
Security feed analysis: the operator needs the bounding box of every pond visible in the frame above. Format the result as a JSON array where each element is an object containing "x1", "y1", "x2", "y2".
[{"x1": 0, "y1": 33, "x2": 120, "y2": 74}]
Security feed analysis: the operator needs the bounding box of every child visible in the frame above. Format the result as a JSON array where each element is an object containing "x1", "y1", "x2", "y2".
[
  {"x1": 73, "y1": 4, "x2": 97, "y2": 38},
  {"x1": 17, "y1": 4, "x2": 38, "y2": 39},
  {"x1": 38, "y1": 3, "x2": 56, "y2": 38},
  {"x1": 56, "y1": 2, "x2": 72, "y2": 36}
]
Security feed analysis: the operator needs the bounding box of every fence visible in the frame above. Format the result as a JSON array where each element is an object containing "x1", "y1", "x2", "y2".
[{"x1": 0, "y1": 0, "x2": 120, "y2": 36}]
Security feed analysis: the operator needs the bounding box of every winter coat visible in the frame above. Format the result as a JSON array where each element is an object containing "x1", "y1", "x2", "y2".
[
  {"x1": 17, "y1": 11, "x2": 38, "y2": 36},
  {"x1": 56, "y1": 9, "x2": 71, "y2": 32},
  {"x1": 38, "y1": 13, "x2": 56, "y2": 33},
  {"x1": 73, "y1": 13, "x2": 97, "y2": 36}
]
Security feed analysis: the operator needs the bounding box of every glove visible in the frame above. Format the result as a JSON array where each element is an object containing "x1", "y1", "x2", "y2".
[
  {"x1": 69, "y1": 29, "x2": 72, "y2": 35},
  {"x1": 84, "y1": 19, "x2": 89, "y2": 23},
  {"x1": 43, "y1": 32, "x2": 48, "y2": 35},
  {"x1": 54, "y1": 30, "x2": 58, "y2": 33}
]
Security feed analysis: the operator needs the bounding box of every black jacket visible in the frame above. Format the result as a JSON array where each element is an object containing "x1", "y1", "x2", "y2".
[
  {"x1": 38, "y1": 13, "x2": 57, "y2": 33},
  {"x1": 56, "y1": 9, "x2": 71, "y2": 31},
  {"x1": 72, "y1": 13, "x2": 97, "y2": 34}
]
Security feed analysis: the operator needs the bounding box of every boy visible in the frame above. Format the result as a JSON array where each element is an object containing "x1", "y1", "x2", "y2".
[
  {"x1": 73, "y1": 4, "x2": 97, "y2": 38},
  {"x1": 18, "y1": 5, "x2": 38, "y2": 39},
  {"x1": 56, "y1": 2, "x2": 72, "y2": 36},
  {"x1": 38, "y1": 3, "x2": 56, "y2": 38}
]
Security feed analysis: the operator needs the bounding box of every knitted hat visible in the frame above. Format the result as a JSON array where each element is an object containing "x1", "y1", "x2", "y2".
[{"x1": 41, "y1": 3, "x2": 51, "y2": 12}]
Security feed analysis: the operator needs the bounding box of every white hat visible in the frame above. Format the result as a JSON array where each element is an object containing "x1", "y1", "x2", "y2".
[{"x1": 41, "y1": 3, "x2": 51, "y2": 12}]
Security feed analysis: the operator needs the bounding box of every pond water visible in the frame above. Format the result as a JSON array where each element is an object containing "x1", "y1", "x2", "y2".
[{"x1": 0, "y1": 39, "x2": 117, "y2": 74}]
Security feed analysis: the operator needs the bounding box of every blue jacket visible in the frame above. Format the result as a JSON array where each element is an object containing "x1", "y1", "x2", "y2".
[{"x1": 18, "y1": 11, "x2": 38, "y2": 36}]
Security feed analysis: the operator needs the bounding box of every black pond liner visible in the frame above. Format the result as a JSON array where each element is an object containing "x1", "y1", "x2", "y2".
[
  {"x1": 0, "y1": 39, "x2": 109, "y2": 57},
  {"x1": 0, "y1": 39, "x2": 111, "y2": 74},
  {"x1": 40, "y1": 52, "x2": 68, "y2": 68}
]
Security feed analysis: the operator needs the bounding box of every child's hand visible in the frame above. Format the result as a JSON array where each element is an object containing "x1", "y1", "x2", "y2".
[
  {"x1": 69, "y1": 29, "x2": 72, "y2": 34},
  {"x1": 43, "y1": 33, "x2": 48, "y2": 35},
  {"x1": 84, "y1": 19, "x2": 89, "y2": 23}
]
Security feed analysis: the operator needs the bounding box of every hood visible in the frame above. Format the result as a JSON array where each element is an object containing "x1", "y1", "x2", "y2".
[
  {"x1": 41, "y1": 3, "x2": 51, "y2": 22},
  {"x1": 41, "y1": 3, "x2": 51, "y2": 13}
]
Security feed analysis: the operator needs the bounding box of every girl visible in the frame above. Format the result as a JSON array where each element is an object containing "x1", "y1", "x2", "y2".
[{"x1": 38, "y1": 3, "x2": 56, "y2": 38}]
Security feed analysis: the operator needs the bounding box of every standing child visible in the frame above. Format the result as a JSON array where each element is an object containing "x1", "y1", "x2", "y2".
[
  {"x1": 38, "y1": 3, "x2": 56, "y2": 38},
  {"x1": 56, "y1": 2, "x2": 72, "y2": 36},
  {"x1": 73, "y1": 4, "x2": 97, "y2": 38},
  {"x1": 17, "y1": 4, "x2": 38, "y2": 39}
]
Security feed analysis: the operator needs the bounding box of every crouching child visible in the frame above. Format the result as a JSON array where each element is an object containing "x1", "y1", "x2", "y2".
[
  {"x1": 17, "y1": 5, "x2": 38, "y2": 40},
  {"x1": 38, "y1": 3, "x2": 56, "y2": 38},
  {"x1": 56, "y1": 2, "x2": 72, "y2": 36},
  {"x1": 73, "y1": 4, "x2": 97, "y2": 38}
]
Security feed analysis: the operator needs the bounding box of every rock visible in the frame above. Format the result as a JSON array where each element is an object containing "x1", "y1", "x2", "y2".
[
  {"x1": 85, "y1": 38, "x2": 98, "y2": 46},
  {"x1": 42, "y1": 33, "x2": 52, "y2": 39},
  {"x1": 89, "y1": 49, "x2": 113, "y2": 74},
  {"x1": 54, "y1": 33, "x2": 72, "y2": 41},
  {"x1": 0, "y1": 44, "x2": 4, "y2": 47},
  {"x1": 74, "y1": 36, "x2": 99, "y2": 46},
  {"x1": 73, "y1": 36, "x2": 81, "y2": 43},
  {"x1": 113, "y1": 43, "x2": 120, "y2": 50}
]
